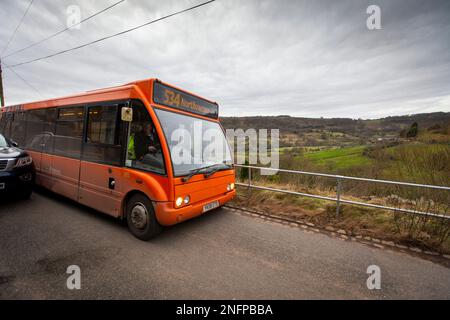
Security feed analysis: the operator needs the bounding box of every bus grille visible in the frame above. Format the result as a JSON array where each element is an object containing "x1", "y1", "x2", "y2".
[{"x1": 0, "y1": 160, "x2": 8, "y2": 171}]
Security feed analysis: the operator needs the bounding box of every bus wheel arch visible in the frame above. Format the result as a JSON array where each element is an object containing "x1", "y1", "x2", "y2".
[{"x1": 123, "y1": 191, "x2": 163, "y2": 240}]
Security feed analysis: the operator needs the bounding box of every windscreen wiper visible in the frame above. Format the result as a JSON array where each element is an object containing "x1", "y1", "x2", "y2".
[
  {"x1": 204, "y1": 163, "x2": 232, "y2": 179},
  {"x1": 182, "y1": 164, "x2": 220, "y2": 182}
]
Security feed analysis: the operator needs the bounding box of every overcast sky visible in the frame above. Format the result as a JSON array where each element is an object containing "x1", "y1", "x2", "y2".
[{"x1": 0, "y1": 0, "x2": 449, "y2": 118}]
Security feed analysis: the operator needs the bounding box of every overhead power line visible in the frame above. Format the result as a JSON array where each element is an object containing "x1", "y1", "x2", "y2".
[
  {"x1": 2, "y1": 62, "x2": 43, "y2": 98},
  {"x1": 2, "y1": 0, "x2": 126, "y2": 59},
  {"x1": 4, "y1": 0, "x2": 216, "y2": 69},
  {"x1": 1, "y1": 0, "x2": 35, "y2": 56}
]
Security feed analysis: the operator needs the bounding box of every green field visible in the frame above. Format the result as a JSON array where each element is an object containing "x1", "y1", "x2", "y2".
[
  {"x1": 234, "y1": 126, "x2": 450, "y2": 253},
  {"x1": 303, "y1": 146, "x2": 372, "y2": 170}
]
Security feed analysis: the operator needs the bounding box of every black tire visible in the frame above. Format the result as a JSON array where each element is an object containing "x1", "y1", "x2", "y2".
[
  {"x1": 19, "y1": 187, "x2": 33, "y2": 199},
  {"x1": 126, "y1": 193, "x2": 162, "y2": 240}
]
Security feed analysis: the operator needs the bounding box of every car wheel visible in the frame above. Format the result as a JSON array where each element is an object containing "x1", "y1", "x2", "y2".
[
  {"x1": 126, "y1": 193, "x2": 162, "y2": 240},
  {"x1": 20, "y1": 187, "x2": 33, "y2": 199}
]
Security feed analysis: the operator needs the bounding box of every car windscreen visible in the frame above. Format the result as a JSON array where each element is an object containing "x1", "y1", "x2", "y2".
[{"x1": 0, "y1": 134, "x2": 9, "y2": 148}]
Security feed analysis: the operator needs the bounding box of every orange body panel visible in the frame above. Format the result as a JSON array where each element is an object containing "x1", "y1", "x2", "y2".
[
  {"x1": 155, "y1": 190, "x2": 235, "y2": 226},
  {"x1": 174, "y1": 172, "x2": 235, "y2": 205},
  {"x1": 27, "y1": 150, "x2": 41, "y2": 172},
  {"x1": 1, "y1": 78, "x2": 236, "y2": 226},
  {"x1": 51, "y1": 154, "x2": 81, "y2": 201},
  {"x1": 38, "y1": 153, "x2": 53, "y2": 190},
  {"x1": 79, "y1": 161, "x2": 124, "y2": 216}
]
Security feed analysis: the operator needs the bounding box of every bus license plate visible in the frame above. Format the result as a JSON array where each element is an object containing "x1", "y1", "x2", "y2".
[
  {"x1": 203, "y1": 201, "x2": 219, "y2": 213},
  {"x1": 0, "y1": 183, "x2": 5, "y2": 190}
]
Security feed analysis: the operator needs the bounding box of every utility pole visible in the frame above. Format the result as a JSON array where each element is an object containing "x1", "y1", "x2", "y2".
[{"x1": 0, "y1": 58, "x2": 4, "y2": 107}]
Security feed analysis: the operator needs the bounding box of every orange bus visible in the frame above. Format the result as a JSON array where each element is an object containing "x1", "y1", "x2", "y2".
[{"x1": 0, "y1": 78, "x2": 236, "y2": 240}]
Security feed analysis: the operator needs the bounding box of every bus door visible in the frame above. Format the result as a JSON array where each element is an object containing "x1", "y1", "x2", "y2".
[
  {"x1": 78, "y1": 103, "x2": 126, "y2": 217},
  {"x1": 51, "y1": 106, "x2": 84, "y2": 201}
]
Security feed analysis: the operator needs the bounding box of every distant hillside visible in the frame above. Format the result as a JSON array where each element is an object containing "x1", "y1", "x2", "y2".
[{"x1": 220, "y1": 112, "x2": 450, "y2": 147}]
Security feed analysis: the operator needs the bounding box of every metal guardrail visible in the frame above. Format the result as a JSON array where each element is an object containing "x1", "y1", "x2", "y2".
[{"x1": 234, "y1": 164, "x2": 450, "y2": 220}]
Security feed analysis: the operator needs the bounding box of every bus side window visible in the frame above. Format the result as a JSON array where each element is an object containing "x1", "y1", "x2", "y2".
[
  {"x1": 3, "y1": 113, "x2": 13, "y2": 138},
  {"x1": 54, "y1": 106, "x2": 84, "y2": 159},
  {"x1": 25, "y1": 109, "x2": 46, "y2": 152},
  {"x1": 43, "y1": 108, "x2": 57, "y2": 154},
  {"x1": 126, "y1": 101, "x2": 165, "y2": 175},
  {"x1": 0, "y1": 113, "x2": 9, "y2": 135},
  {"x1": 82, "y1": 104, "x2": 123, "y2": 166},
  {"x1": 0, "y1": 113, "x2": 4, "y2": 133},
  {"x1": 11, "y1": 112, "x2": 27, "y2": 146}
]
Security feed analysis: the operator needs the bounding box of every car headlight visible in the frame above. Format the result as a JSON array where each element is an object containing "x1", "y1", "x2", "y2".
[{"x1": 15, "y1": 156, "x2": 33, "y2": 168}]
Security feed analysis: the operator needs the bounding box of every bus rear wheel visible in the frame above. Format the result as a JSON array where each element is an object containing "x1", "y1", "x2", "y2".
[{"x1": 126, "y1": 194, "x2": 162, "y2": 240}]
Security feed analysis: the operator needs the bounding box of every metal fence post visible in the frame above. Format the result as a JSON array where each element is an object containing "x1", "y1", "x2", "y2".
[
  {"x1": 247, "y1": 167, "x2": 252, "y2": 206},
  {"x1": 336, "y1": 177, "x2": 342, "y2": 218}
]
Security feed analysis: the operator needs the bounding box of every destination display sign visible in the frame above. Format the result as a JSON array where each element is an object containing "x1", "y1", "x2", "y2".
[{"x1": 153, "y1": 82, "x2": 219, "y2": 119}]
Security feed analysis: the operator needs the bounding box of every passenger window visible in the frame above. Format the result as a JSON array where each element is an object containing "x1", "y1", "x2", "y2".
[
  {"x1": 25, "y1": 109, "x2": 46, "y2": 151},
  {"x1": 42, "y1": 108, "x2": 57, "y2": 154},
  {"x1": 54, "y1": 106, "x2": 84, "y2": 159},
  {"x1": 11, "y1": 112, "x2": 27, "y2": 146},
  {"x1": 3, "y1": 113, "x2": 13, "y2": 138},
  {"x1": 82, "y1": 104, "x2": 123, "y2": 166},
  {"x1": 0, "y1": 113, "x2": 5, "y2": 133},
  {"x1": 0, "y1": 113, "x2": 11, "y2": 136},
  {"x1": 126, "y1": 101, "x2": 165, "y2": 174},
  {"x1": 86, "y1": 105, "x2": 118, "y2": 144}
]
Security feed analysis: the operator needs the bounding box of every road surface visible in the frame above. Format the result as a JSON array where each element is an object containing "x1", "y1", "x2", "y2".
[{"x1": 1, "y1": 189, "x2": 449, "y2": 299}]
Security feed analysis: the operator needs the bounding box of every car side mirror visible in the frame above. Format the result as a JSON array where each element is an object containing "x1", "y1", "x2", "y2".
[{"x1": 11, "y1": 141, "x2": 18, "y2": 147}]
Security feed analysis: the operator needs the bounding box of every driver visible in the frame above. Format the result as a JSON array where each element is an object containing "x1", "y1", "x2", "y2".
[{"x1": 134, "y1": 122, "x2": 161, "y2": 160}]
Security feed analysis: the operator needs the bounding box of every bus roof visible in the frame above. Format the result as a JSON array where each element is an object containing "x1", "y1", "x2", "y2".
[{"x1": 1, "y1": 78, "x2": 219, "y2": 119}]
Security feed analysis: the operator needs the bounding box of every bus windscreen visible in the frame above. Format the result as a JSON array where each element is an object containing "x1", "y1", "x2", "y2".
[{"x1": 153, "y1": 82, "x2": 219, "y2": 119}]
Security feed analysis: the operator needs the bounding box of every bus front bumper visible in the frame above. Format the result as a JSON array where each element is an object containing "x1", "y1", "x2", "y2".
[{"x1": 154, "y1": 190, "x2": 236, "y2": 226}]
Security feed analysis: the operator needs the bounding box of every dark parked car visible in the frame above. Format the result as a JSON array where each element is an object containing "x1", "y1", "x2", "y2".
[{"x1": 0, "y1": 133, "x2": 35, "y2": 199}]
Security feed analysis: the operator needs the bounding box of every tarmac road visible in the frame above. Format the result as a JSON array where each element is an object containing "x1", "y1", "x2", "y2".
[{"x1": 1, "y1": 189, "x2": 449, "y2": 299}]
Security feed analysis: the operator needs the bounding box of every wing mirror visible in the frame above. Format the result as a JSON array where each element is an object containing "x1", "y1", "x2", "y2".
[{"x1": 121, "y1": 107, "x2": 133, "y2": 122}]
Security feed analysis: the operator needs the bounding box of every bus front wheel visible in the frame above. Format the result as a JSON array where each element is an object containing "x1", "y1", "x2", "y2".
[{"x1": 126, "y1": 194, "x2": 162, "y2": 240}]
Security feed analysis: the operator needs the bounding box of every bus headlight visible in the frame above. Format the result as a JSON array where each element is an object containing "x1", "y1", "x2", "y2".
[
  {"x1": 175, "y1": 197, "x2": 183, "y2": 207},
  {"x1": 230, "y1": 183, "x2": 235, "y2": 190},
  {"x1": 184, "y1": 196, "x2": 190, "y2": 205}
]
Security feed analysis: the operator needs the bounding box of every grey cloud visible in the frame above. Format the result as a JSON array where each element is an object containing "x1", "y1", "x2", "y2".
[{"x1": 0, "y1": 0, "x2": 449, "y2": 118}]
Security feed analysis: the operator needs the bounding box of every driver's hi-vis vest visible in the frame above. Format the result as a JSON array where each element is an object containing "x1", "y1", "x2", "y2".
[{"x1": 128, "y1": 134, "x2": 136, "y2": 160}]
